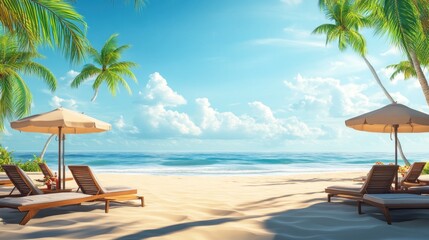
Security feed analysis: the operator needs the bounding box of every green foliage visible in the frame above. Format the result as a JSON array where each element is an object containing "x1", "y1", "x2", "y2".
[
  {"x1": 422, "y1": 162, "x2": 429, "y2": 175},
  {"x1": 16, "y1": 155, "x2": 45, "y2": 172},
  {"x1": 0, "y1": 145, "x2": 14, "y2": 171},
  {"x1": 0, "y1": 145, "x2": 44, "y2": 172},
  {"x1": 71, "y1": 34, "x2": 138, "y2": 102},
  {"x1": 0, "y1": 33, "x2": 57, "y2": 131},
  {"x1": 0, "y1": 0, "x2": 88, "y2": 63}
]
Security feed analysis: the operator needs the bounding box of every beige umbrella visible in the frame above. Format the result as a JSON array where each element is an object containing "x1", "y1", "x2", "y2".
[
  {"x1": 345, "y1": 103, "x2": 429, "y2": 189},
  {"x1": 11, "y1": 107, "x2": 111, "y2": 189}
]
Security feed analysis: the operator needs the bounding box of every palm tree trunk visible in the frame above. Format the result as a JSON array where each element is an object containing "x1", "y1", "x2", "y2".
[
  {"x1": 361, "y1": 55, "x2": 410, "y2": 166},
  {"x1": 40, "y1": 134, "x2": 55, "y2": 159},
  {"x1": 362, "y1": 55, "x2": 395, "y2": 103},
  {"x1": 91, "y1": 88, "x2": 99, "y2": 102},
  {"x1": 409, "y1": 50, "x2": 429, "y2": 106}
]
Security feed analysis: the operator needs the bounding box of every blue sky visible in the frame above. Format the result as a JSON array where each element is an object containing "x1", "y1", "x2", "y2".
[{"x1": 2, "y1": 0, "x2": 429, "y2": 153}]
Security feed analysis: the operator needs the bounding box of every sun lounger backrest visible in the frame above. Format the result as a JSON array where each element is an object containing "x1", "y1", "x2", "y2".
[
  {"x1": 68, "y1": 165, "x2": 107, "y2": 195},
  {"x1": 2, "y1": 165, "x2": 43, "y2": 195},
  {"x1": 402, "y1": 162, "x2": 426, "y2": 183},
  {"x1": 360, "y1": 165, "x2": 398, "y2": 194},
  {"x1": 38, "y1": 163, "x2": 54, "y2": 178}
]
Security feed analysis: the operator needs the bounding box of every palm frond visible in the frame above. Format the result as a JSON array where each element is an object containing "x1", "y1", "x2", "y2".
[
  {"x1": 11, "y1": 73, "x2": 32, "y2": 118},
  {"x1": 383, "y1": 0, "x2": 421, "y2": 50},
  {"x1": 0, "y1": 76, "x2": 14, "y2": 131},
  {"x1": 386, "y1": 61, "x2": 416, "y2": 80},
  {"x1": 0, "y1": 0, "x2": 89, "y2": 63},
  {"x1": 21, "y1": 62, "x2": 57, "y2": 91},
  {"x1": 70, "y1": 64, "x2": 101, "y2": 88}
]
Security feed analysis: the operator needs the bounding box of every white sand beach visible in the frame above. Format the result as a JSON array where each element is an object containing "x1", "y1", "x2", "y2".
[{"x1": 1, "y1": 172, "x2": 429, "y2": 239}]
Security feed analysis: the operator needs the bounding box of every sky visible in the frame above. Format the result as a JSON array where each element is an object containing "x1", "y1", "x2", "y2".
[{"x1": 2, "y1": 0, "x2": 429, "y2": 153}]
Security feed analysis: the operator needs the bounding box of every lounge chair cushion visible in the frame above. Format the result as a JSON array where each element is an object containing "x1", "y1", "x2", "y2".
[
  {"x1": 364, "y1": 194, "x2": 429, "y2": 205},
  {"x1": 408, "y1": 185, "x2": 429, "y2": 192},
  {"x1": 0, "y1": 193, "x2": 91, "y2": 208},
  {"x1": 325, "y1": 185, "x2": 361, "y2": 194}
]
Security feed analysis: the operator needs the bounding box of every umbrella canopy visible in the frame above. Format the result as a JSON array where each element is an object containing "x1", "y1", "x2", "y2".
[
  {"x1": 11, "y1": 108, "x2": 111, "y2": 134},
  {"x1": 345, "y1": 103, "x2": 429, "y2": 189},
  {"x1": 345, "y1": 103, "x2": 429, "y2": 133},
  {"x1": 11, "y1": 107, "x2": 111, "y2": 189}
]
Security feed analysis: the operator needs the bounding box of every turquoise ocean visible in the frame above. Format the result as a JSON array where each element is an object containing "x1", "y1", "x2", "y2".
[{"x1": 11, "y1": 152, "x2": 429, "y2": 176}]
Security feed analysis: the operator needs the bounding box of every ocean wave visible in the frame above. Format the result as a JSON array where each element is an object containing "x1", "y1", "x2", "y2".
[{"x1": 11, "y1": 152, "x2": 427, "y2": 176}]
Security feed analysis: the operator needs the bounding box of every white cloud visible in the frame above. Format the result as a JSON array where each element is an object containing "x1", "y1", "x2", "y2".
[
  {"x1": 134, "y1": 105, "x2": 201, "y2": 138},
  {"x1": 115, "y1": 115, "x2": 126, "y2": 129},
  {"x1": 130, "y1": 72, "x2": 326, "y2": 140},
  {"x1": 380, "y1": 46, "x2": 400, "y2": 56},
  {"x1": 139, "y1": 72, "x2": 186, "y2": 107},
  {"x1": 250, "y1": 38, "x2": 325, "y2": 48},
  {"x1": 132, "y1": 73, "x2": 200, "y2": 138},
  {"x1": 49, "y1": 96, "x2": 77, "y2": 109},
  {"x1": 281, "y1": 0, "x2": 302, "y2": 5},
  {"x1": 195, "y1": 98, "x2": 324, "y2": 139},
  {"x1": 114, "y1": 115, "x2": 139, "y2": 134},
  {"x1": 284, "y1": 74, "x2": 381, "y2": 117},
  {"x1": 390, "y1": 92, "x2": 410, "y2": 105}
]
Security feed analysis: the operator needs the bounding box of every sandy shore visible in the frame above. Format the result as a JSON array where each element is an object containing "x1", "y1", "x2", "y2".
[{"x1": 1, "y1": 171, "x2": 429, "y2": 239}]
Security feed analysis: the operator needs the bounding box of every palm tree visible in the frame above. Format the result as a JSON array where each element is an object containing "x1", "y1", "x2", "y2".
[
  {"x1": 71, "y1": 34, "x2": 137, "y2": 102},
  {"x1": 372, "y1": 0, "x2": 429, "y2": 106},
  {"x1": 0, "y1": 34, "x2": 56, "y2": 131},
  {"x1": 386, "y1": 61, "x2": 417, "y2": 81},
  {"x1": 0, "y1": 0, "x2": 88, "y2": 63},
  {"x1": 315, "y1": 0, "x2": 411, "y2": 165},
  {"x1": 314, "y1": 0, "x2": 395, "y2": 102}
]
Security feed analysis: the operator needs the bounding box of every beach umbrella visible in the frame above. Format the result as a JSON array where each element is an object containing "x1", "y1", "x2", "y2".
[
  {"x1": 10, "y1": 107, "x2": 111, "y2": 189},
  {"x1": 345, "y1": 103, "x2": 429, "y2": 189}
]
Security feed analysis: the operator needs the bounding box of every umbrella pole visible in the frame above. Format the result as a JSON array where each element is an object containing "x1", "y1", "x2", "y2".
[
  {"x1": 58, "y1": 127, "x2": 62, "y2": 190},
  {"x1": 394, "y1": 125, "x2": 399, "y2": 190},
  {"x1": 62, "y1": 135, "x2": 66, "y2": 189}
]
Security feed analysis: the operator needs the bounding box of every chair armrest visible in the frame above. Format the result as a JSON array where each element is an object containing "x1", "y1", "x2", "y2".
[
  {"x1": 402, "y1": 181, "x2": 426, "y2": 187},
  {"x1": 418, "y1": 179, "x2": 429, "y2": 185}
]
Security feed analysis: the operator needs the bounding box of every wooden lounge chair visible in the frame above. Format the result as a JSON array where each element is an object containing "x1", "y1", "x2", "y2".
[
  {"x1": 400, "y1": 162, "x2": 428, "y2": 190},
  {"x1": 325, "y1": 165, "x2": 398, "y2": 202},
  {"x1": 0, "y1": 192, "x2": 97, "y2": 225},
  {"x1": 2, "y1": 165, "x2": 44, "y2": 196},
  {"x1": 37, "y1": 162, "x2": 74, "y2": 182},
  {"x1": 358, "y1": 193, "x2": 429, "y2": 224},
  {"x1": 68, "y1": 165, "x2": 144, "y2": 212}
]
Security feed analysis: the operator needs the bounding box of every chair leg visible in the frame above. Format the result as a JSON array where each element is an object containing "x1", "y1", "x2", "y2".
[
  {"x1": 327, "y1": 194, "x2": 332, "y2": 202},
  {"x1": 381, "y1": 207, "x2": 392, "y2": 225},
  {"x1": 105, "y1": 199, "x2": 110, "y2": 213},
  {"x1": 140, "y1": 196, "x2": 145, "y2": 207},
  {"x1": 358, "y1": 201, "x2": 363, "y2": 214},
  {"x1": 20, "y1": 209, "x2": 39, "y2": 225}
]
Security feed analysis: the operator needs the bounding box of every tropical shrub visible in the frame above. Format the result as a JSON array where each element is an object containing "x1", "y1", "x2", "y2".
[
  {"x1": 0, "y1": 145, "x2": 44, "y2": 172},
  {"x1": 0, "y1": 145, "x2": 14, "y2": 171},
  {"x1": 16, "y1": 155, "x2": 45, "y2": 172}
]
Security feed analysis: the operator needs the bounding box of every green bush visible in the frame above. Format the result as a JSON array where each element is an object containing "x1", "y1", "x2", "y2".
[
  {"x1": 422, "y1": 162, "x2": 429, "y2": 175},
  {"x1": 16, "y1": 155, "x2": 45, "y2": 172},
  {"x1": 0, "y1": 145, "x2": 44, "y2": 172},
  {"x1": 0, "y1": 145, "x2": 14, "y2": 171}
]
